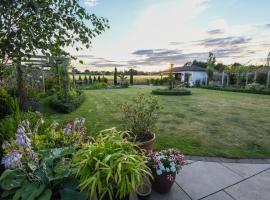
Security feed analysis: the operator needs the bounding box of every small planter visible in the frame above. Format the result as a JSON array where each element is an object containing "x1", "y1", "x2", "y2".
[
  {"x1": 152, "y1": 172, "x2": 176, "y2": 194},
  {"x1": 98, "y1": 194, "x2": 129, "y2": 200},
  {"x1": 136, "y1": 176, "x2": 152, "y2": 200},
  {"x1": 137, "y1": 133, "x2": 156, "y2": 152}
]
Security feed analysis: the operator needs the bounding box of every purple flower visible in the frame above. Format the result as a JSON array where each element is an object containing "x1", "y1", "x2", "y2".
[
  {"x1": 63, "y1": 124, "x2": 72, "y2": 135},
  {"x1": 16, "y1": 128, "x2": 31, "y2": 147},
  {"x1": 1, "y1": 150, "x2": 22, "y2": 169}
]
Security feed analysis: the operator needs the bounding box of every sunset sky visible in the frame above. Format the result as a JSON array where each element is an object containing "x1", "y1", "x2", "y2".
[{"x1": 71, "y1": 0, "x2": 270, "y2": 72}]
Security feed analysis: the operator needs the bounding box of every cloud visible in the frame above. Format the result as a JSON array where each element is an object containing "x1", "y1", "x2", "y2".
[
  {"x1": 84, "y1": 0, "x2": 98, "y2": 7},
  {"x1": 207, "y1": 29, "x2": 225, "y2": 35},
  {"x1": 196, "y1": 36, "x2": 251, "y2": 47},
  {"x1": 265, "y1": 24, "x2": 270, "y2": 28}
]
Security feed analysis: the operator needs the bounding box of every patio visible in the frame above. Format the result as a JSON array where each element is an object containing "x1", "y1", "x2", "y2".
[{"x1": 131, "y1": 158, "x2": 270, "y2": 200}]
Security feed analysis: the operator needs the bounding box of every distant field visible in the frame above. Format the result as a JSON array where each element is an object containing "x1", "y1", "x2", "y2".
[
  {"x1": 42, "y1": 86, "x2": 270, "y2": 158},
  {"x1": 72, "y1": 75, "x2": 165, "y2": 84}
]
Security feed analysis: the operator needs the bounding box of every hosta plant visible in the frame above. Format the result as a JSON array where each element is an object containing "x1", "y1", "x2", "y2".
[
  {"x1": 0, "y1": 116, "x2": 89, "y2": 200},
  {"x1": 73, "y1": 128, "x2": 152, "y2": 200}
]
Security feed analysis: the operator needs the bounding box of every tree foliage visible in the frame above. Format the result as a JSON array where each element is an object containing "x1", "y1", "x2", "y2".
[
  {"x1": 206, "y1": 52, "x2": 216, "y2": 83},
  {"x1": 0, "y1": 0, "x2": 109, "y2": 64}
]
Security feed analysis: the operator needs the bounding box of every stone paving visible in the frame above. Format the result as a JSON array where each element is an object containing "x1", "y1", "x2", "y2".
[{"x1": 131, "y1": 160, "x2": 270, "y2": 200}]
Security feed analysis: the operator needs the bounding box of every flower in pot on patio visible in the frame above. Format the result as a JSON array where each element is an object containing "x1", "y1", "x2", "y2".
[
  {"x1": 73, "y1": 128, "x2": 152, "y2": 200},
  {"x1": 120, "y1": 94, "x2": 160, "y2": 152},
  {"x1": 148, "y1": 149, "x2": 185, "y2": 194}
]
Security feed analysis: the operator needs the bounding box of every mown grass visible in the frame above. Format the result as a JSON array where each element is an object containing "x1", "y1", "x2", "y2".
[{"x1": 42, "y1": 86, "x2": 270, "y2": 158}]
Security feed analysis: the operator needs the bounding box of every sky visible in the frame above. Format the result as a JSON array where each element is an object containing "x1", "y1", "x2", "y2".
[{"x1": 70, "y1": 0, "x2": 270, "y2": 72}]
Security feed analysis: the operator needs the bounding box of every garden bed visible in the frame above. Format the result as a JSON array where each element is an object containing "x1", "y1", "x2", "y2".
[
  {"x1": 152, "y1": 88, "x2": 191, "y2": 96},
  {"x1": 198, "y1": 86, "x2": 270, "y2": 95},
  {"x1": 49, "y1": 90, "x2": 85, "y2": 113}
]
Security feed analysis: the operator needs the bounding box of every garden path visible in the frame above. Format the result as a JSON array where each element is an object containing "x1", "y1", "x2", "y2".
[{"x1": 131, "y1": 159, "x2": 270, "y2": 200}]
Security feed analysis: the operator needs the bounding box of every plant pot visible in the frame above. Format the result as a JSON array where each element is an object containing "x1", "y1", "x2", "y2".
[
  {"x1": 152, "y1": 172, "x2": 176, "y2": 194},
  {"x1": 137, "y1": 133, "x2": 156, "y2": 152},
  {"x1": 98, "y1": 193, "x2": 129, "y2": 200},
  {"x1": 136, "y1": 176, "x2": 152, "y2": 200}
]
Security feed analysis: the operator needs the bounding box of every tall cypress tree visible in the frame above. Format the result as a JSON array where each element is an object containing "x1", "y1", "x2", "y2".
[
  {"x1": 130, "y1": 69, "x2": 134, "y2": 85},
  {"x1": 114, "y1": 67, "x2": 117, "y2": 85},
  {"x1": 89, "y1": 75, "x2": 92, "y2": 84}
]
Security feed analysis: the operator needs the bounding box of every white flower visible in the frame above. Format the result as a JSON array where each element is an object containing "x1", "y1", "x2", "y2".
[
  {"x1": 166, "y1": 167, "x2": 170, "y2": 172},
  {"x1": 159, "y1": 164, "x2": 165, "y2": 171},
  {"x1": 156, "y1": 169, "x2": 162, "y2": 175},
  {"x1": 171, "y1": 166, "x2": 176, "y2": 172}
]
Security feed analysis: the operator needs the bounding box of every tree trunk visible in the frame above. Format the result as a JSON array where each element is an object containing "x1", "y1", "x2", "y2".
[{"x1": 16, "y1": 63, "x2": 26, "y2": 111}]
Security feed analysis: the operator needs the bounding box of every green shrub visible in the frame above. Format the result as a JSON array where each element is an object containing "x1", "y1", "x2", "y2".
[
  {"x1": 152, "y1": 88, "x2": 191, "y2": 96},
  {"x1": 0, "y1": 86, "x2": 11, "y2": 119},
  {"x1": 120, "y1": 94, "x2": 160, "y2": 142},
  {"x1": 245, "y1": 82, "x2": 266, "y2": 91},
  {"x1": 199, "y1": 86, "x2": 270, "y2": 95},
  {"x1": 49, "y1": 90, "x2": 85, "y2": 113},
  {"x1": 73, "y1": 128, "x2": 152, "y2": 200},
  {"x1": 83, "y1": 82, "x2": 108, "y2": 90}
]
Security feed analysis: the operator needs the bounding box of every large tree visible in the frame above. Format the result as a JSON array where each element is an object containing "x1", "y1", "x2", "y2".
[{"x1": 0, "y1": 0, "x2": 109, "y2": 108}]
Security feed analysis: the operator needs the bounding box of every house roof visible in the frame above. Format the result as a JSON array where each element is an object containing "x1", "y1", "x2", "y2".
[{"x1": 173, "y1": 64, "x2": 206, "y2": 73}]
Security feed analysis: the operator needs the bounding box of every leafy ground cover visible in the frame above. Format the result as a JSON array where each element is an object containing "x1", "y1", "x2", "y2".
[{"x1": 42, "y1": 86, "x2": 270, "y2": 158}]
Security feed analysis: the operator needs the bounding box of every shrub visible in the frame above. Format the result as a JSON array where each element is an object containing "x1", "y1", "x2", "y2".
[
  {"x1": 245, "y1": 82, "x2": 266, "y2": 91},
  {"x1": 0, "y1": 86, "x2": 11, "y2": 119},
  {"x1": 83, "y1": 82, "x2": 108, "y2": 90},
  {"x1": 199, "y1": 86, "x2": 270, "y2": 95},
  {"x1": 121, "y1": 81, "x2": 129, "y2": 88},
  {"x1": 49, "y1": 90, "x2": 85, "y2": 113},
  {"x1": 152, "y1": 88, "x2": 191, "y2": 96},
  {"x1": 120, "y1": 94, "x2": 160, "y2": 142},
  {"x1": 73, "y1": 128, "x2": 152, "y2": 200}
]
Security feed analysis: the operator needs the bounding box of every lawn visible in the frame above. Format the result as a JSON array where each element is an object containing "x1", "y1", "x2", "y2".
[{"x1": 42, "y1": 86, "x2": 270, "y2": 158}]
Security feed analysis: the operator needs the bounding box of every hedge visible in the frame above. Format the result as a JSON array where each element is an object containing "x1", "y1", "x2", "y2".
[
  {"x1": 152, "y1": 88, "x2": 191, "y2": 96},
  {"x1": 198, "y1": 86, "x2": 270, "y2": 95},
  {"x1": 49, "y1": 91, "x2": 85, "y2": 113}
]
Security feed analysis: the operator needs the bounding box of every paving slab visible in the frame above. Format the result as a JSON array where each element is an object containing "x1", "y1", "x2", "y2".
[
  {"x1": 176, "y1": 161, "x2": 242, "y2": 200},
  {"x1": 201, "y1": 191, "x2": 233, "y2": 200},
  {"x1": 130, "y1": 183, "x2": 191, "y2": 200},
  {"x1": 221, "y1": 163, "x2": 270, "y2": 179},
  {"x1": 225, "y1": 172, "x2": 270, "y2": 200}
]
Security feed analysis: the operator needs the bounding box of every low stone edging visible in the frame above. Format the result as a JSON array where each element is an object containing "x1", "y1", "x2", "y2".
[{"x1": 185, "y1": 155, "x2": 270, "y2": 164}]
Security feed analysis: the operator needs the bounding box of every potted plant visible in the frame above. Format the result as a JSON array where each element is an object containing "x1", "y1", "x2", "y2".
[
  {"x1": 73, "y1": 128, "x2": 152, "y2": 200},
  {"x1": 121, "y1": 94, "x2": 160, "y2": 151},
  {"x1": 148, "y1": 149, "x2": 185, "y2": 194}
]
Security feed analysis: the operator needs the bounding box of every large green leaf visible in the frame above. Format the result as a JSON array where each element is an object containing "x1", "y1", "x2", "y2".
[
  {"x1": 0, "y1": 169, "x2": 25, "y2": 191},
  {"x1": 13, "y1": 181, "x2": 47, "y2": 200},
  {"x1": 60, "y1": 178, "x2": 87, "y2": 200},
  {"x1": 60, "y1": 188, "x2": 87, "y2": 200},
  {"x1": 37, "y1": 188, "x2": 52, "y2": 200}
]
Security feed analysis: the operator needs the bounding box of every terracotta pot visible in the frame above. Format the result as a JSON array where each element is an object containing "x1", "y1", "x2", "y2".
[
  {"x1": 152, "y1": 172, "x2": 176, "y2": 194},
  {"x1": 137, "y1": 133, "x2": 156, "y2": 152}
]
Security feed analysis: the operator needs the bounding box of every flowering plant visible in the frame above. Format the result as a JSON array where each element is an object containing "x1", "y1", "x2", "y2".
[
  {"x1": 147, "y1": 149, "x2": 185, "y2": 181},
  {"x1": 0, "y1": 115, "x2": 89, "y2": 200}
]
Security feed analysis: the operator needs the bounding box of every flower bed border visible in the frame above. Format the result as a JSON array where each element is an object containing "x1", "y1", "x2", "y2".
[{"x1": 197, "y1": 86, "x2": 270, "y2": 95}]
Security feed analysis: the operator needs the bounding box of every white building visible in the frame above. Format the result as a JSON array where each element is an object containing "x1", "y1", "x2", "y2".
[{"x1": 173, "y1": 64, "x2": 207, "y2": 86}]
